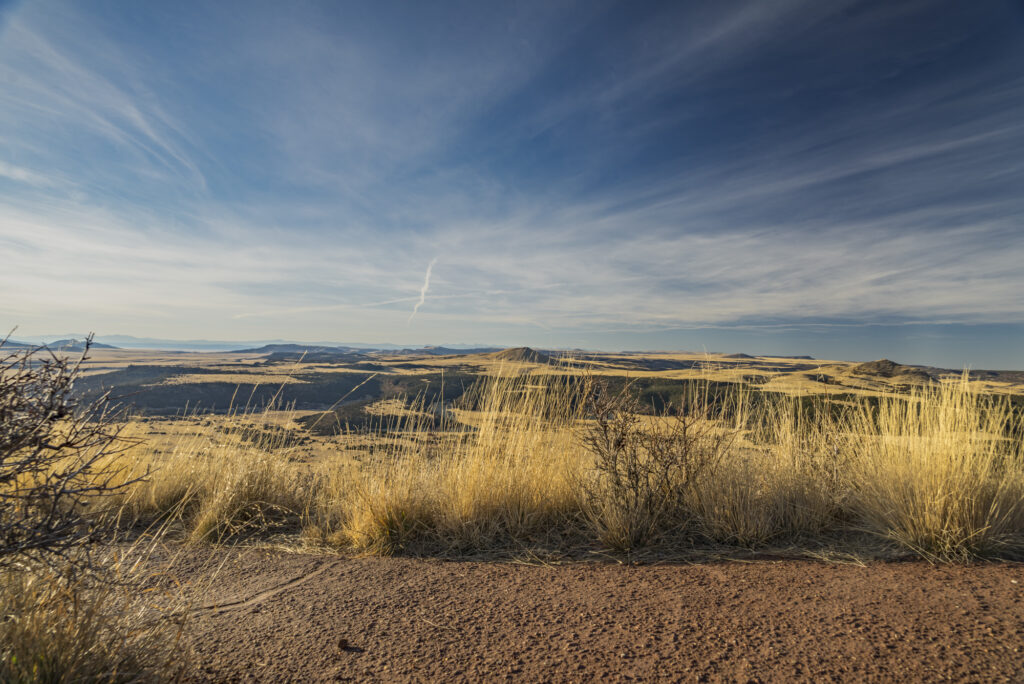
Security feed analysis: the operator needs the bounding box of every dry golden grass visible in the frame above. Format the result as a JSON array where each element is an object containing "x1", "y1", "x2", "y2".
[
  {"x1": 117, "y1": 407, "x2": 308, "y2": 543},
  {"x1": 840, "y1": 375, "x2": 1024, "y2": 560},
  {"x1": 0, "y1": 543, "x2": 187, "y2": 683},
  {"x1": 690, "y1": 375, "x2": 1024, "y2": 559},
  {"x1": 310, "y1": 372, "x2": 586, "y2": 554},
  {"x1": 8, "y1": 362, "x2": 1021, "y2": 681},
  {"x1": 691, "y1": 412, "x2": 841, "y2": 546},
  {"x1": 93, "y1": 368, "x2": 1024, "y2": 561}
]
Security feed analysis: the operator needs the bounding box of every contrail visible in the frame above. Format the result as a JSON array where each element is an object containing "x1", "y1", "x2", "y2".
[{"x1": 408, "y1": 258, "x2": 437, "y2": 323}]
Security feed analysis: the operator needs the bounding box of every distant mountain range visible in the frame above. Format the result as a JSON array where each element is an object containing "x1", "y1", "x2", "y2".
[
  {"x1": 47, "y1": 338, "x2": 119, "y2": 351},
  {"x1": 490, "y1": 347, "x2": 553, "y2": 363},
  {"x1": 8, "y1": 333, "x2": 836, "y2": 365},
  {"x1": 233, "y1": 343, "x2": 505, "y2": 358},
  {"x1": 395, "y1": 345, "x2": 504, "y2": 356},
  {"x1": 5, "y1": 334, "x2": 508, "y2": 354},
  {"x1": 1, "y1": 338, "x2": 32, "y2": 348},
  {"x1": 1, "y1": 337, "x2": 118, "y2": 351},
  {"x1": 231, "y1": 343, "x2": 367, "y2": 355}
]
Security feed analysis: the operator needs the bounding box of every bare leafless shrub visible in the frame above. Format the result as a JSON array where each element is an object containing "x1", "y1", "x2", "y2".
[
  {"x1": 0, "y1": 334, "x2": 139, "y2": 570},
  {"x1": 0, "y1": 334, "x2": 188, "y2": 681},
  {"x1": 579, "y1": 378, "x2": 736, "y2": 555}
]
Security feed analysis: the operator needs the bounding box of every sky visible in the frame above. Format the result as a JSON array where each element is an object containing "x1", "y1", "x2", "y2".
[{"x1": 1, "y1": 0, "x2": 1022, "y2": 368}]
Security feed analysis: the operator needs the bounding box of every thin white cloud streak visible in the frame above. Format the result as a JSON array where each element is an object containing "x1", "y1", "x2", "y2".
[
  {"x1": 0, "y1": 161, "x2": 54, "y2": 187},
  {"x1": 408, "y1": 259, "x2": 438, "y2": 324},
  {"x1": 233, "y1": 283, "x2": 565, "y2": 320},
  {"x1": 3, "y1": 183, "x2": 1022, "y2": 341}
]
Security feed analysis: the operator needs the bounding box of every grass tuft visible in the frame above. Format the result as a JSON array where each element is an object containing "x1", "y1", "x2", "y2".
[
  {"x1": 840, "y1": 375, "x2": 1024, "y2": 560},
  {"x1": 0, "y1": 546, "x2": 186, "y2": 683}
]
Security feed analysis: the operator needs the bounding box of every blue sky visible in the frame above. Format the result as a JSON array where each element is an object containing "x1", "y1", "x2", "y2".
[{"x1": 1, "y1": 0, "x2": 1022, "y2": 368}]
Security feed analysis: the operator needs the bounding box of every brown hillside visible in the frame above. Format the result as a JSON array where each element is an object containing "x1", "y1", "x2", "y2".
[
  {"x1": 852, "y1": 359, "x2": 932, "y2": 382},
  {"x1": 489, "y1": 347, "x2": 552, "y2": 364}
]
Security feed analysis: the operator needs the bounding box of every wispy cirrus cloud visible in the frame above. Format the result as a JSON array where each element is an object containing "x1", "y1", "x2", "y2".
[{"x1": 0, "y1": 160, "x2": 56, "y2": 187}]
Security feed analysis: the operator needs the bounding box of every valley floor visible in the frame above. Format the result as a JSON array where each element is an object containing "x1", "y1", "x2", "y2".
[{"x1": 167, "y1": 548, "x2": 1024, "y2": 682}]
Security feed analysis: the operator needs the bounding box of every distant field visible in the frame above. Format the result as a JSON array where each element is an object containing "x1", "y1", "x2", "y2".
[{"x1": 72, "y1": 346, "x2": 1024, "y2": 420}]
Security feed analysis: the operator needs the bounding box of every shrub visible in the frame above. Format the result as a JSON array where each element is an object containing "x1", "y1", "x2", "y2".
[
  {"x1": 0, "y1": 334, "x2": 182, "y2": 682},
  {"x1": 579, "y1": 378, "x2": 735, "y2": 555},
  {"x1": 0, "y1": 335, "x2": 138, "y2": 570}
]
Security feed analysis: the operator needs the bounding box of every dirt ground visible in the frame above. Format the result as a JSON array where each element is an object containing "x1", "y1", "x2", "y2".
[{"x1": 169, "y1": 548, "x2": 1024, "y2": 682}]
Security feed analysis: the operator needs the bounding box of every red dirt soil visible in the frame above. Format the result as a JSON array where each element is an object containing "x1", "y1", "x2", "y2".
[{"x1": 170, "y1": 549, "x2": 1024, "y2": 682}]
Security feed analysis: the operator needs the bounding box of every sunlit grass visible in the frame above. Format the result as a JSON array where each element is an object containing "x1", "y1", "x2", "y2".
[
  {"x1": 116, "y1": 405, "x2": 308, "y2": 543},
  {"x1": 840, "y1": 375, "x2": 1024, "y2": 560},
  {"x1": 312, "y1": 372, "x2": 586, "y2": 554},
  {"x1": 99, "y1": 369, "x2": 1024, "y2": 561},
  {"x1": 9, "y1": 358, "x2": 1020, "y2": 682},
  {"x1": 0, "y1": 542, "x2": 188, "y2": 683}
]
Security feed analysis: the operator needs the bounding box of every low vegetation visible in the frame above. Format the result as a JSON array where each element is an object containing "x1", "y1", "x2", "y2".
[
  {"x1": 316, "y1": 374, "x2": 585, "y2": 554},
  {"x1": 107, "y1": 365, "x2": 1024, "y2": 562},
  {"x1": 841, "y1": 384, "x2": 1024, "y2": 559},
  {"x1": 118, "y1": 409, "x2": 308, "y2": 543}
]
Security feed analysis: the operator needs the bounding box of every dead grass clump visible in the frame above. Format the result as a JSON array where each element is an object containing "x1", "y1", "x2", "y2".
[
  {"x1": 840, "y1": 375, "x2": 1024, "y2": 560},
  {"x1": 119, "y1": 407, "x2": 307, "y2": 543},
  {"x1": 322, "y1": 372, "x2": 587, "y2": 554},
  {"x1": 690, "y1": 398, "x2": 844, "y2": 546},
  {"x1": 102, "y1": 367, "x2": 1024, "y2": 563},
  {"x1": 0, "y1": 549, "x2": 185, "y2": 683},
  {"x1": 313, "y1": 370, "x2": 1024, "y2": 561}
]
